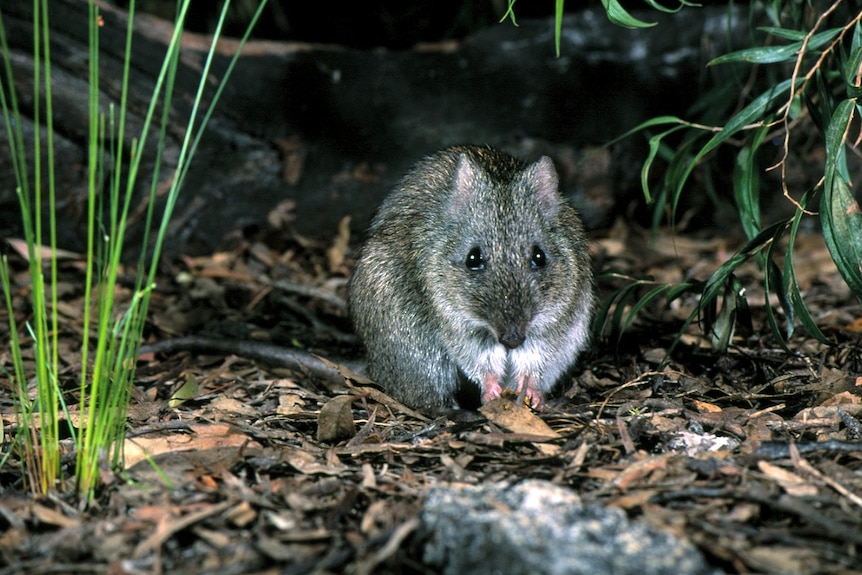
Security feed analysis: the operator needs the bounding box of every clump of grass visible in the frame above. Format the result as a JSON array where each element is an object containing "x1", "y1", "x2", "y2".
[{"x1": 0, "y1": 0, "x2": 267, "y2": 501}]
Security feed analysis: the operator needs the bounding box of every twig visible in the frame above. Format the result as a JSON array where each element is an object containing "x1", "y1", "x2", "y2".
[
  {"x1": 790, "y1": 443, "x2": 862, "y2": 512},
  {"x1": 139, "y1": 335, "x2": 345, "y2": 386},
  {"x1": 769, "y1": 1, "x2": 862, "y2": 212}
]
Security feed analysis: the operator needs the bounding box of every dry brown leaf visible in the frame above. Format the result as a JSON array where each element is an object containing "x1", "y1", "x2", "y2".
[
  {"x1": 225, "y1": 501, "x2": 258, "y2": 528},
  {"x1": 692, "y1": 399, "x2": 722, "y2": 413},
  {"x1": 210, "y1": 396, "x2": 259, "y2": 417},
  {"x1": 757, "y1": 461, "x2": 818, "y2": 497},
  {"x1": 326, "y1": 215, "x2": 351, "y2": 272},
  {"x1": 586, "y1": 466, "x2": 623, "y2": 482},
  {"x1": 317, "y1": 395, "x2": 357, "y2": 443},
  {"x1": 5, "y1": 238, "x2": 82, "y2": 261},
  {"x1": 317, "y1": 355, "x2": 374, "y2": 385},
  {"x1": 818, "y1": 390, "x2": 861, "y2": 407},
  {"x1": 278, "y1": 393, "x2": 308, "y2": 415},
  {"x1": 327, "y1": 358, "x2": 429, "y2": 422},
  {"x1": 795, "y1": 403, "x2": 862, "y2": 421},
  {"x1": 611, "y1": 489, "x2": 657, "y2": 510},
  {"x1": 32, "y1": 504, "x2": 80, "y2": 528},
  {"x1": 479, "y1": 396, "x2": 561, "y2": 456},
  {"x1": 124, "y1": 423, "x2": 261, "y2": 468},
  {"x1": 612, "y1": 453, "x2": 670, "y2": 490},
  {"x1": 846, "y1": 317, "x2": 862, "y2": 333},
  {"x1": 746, "y1": 545, "x2": 811, "y2": 574}
]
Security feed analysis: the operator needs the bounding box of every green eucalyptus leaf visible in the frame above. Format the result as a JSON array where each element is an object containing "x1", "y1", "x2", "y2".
[
  {"x1": 823, "y1": 175, "x2": 862, "y2": 302},
  {"x1": 641, "y1": 0, "x2": 699, "y2": 14},
  {"x1": 822, "y1": 100, "x2": 862, "y2": 305},
  {"x1": 710, "y1": 28, "x2": 841, "y2": 65},
  {"x1": 600, "y1": 0, "x2": 657, "y2": 28},
  {"x1": 668, "y1": 79, "x2": 797, "y2": 208},
  {"x1": 844, "y1": 46, "x2": 862, "y2": 98},
  {"x1": 610, "y1": 282, "x2": 644, "y2": 342},
  {"x1": 788, "y1": 93, "x2": 803, "y2": 120},
  {"x1": 733, "y1": 125, "x2": 768, "y2": 240},
  {"x1": 642, "y1": 125, "x2": 688, "y2": 203},
  {"x1": 824, "y1": 99, "x2": 853, "y2": 182},
  {"x1": 851, "y1": 20, "x2": 862, "y2": 53},
  {"x1": 699, "y1": 78, "x2": 797, "y2": 159},
  {"x1": 781, "y1": 190, "x2": 830, "y2": 344},
  {"x1": 621, "y1": 284, "x2": 673, "y2": 337},
  {"x1": 763, "y1": 241, "x2": 792, "y2": 352},
  {"x1": 756, "y1": 26, "x2": 806, "y2": 41},
  {"x1": 784, "y1": 261, "x2": 831, "y2": 344},
  {"x1": 609, "y1": 115, "x2": 689, "y2": 145}
]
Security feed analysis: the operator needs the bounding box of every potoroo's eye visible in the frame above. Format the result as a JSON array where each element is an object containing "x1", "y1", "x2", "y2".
[
  {"x1": 465, "y1": 247, "x2": 485, "y2": 271},
  {"x1": 531, "y1": 245, "x2": 547, "y2": 269}
]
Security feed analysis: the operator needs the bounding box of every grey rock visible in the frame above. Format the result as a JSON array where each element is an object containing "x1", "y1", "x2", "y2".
[{"x1": 420, "y1": 480, "x2": 721, "y2": 575}]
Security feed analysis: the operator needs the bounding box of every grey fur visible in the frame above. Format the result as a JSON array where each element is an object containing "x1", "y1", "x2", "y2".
[{"x1": 349, "y1": 146, "x2": 593, "y2": 412}]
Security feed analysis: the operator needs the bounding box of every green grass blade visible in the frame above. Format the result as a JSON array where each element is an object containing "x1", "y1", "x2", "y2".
[
  {"x1": 40, "y1": 0, "x2": 61, "y2": 493},
  {"x1": 499, "y1": 1, "x2": 518, "y2": 25},
  {"x1": 0, "y1": 9, "x2": 31, "y2": 202},
  {"x1": 700, "y1": 221, "x2": 784, "y2": 303},
  {"x1": 592, "y1": 277, "x2": 642, "y2": 343},
  {"x1": 174, "y1": 0, "x2": 271, "y2": 196},
  {"x1": 686, "y1": 220, "x2": 788, "y2": 353}
]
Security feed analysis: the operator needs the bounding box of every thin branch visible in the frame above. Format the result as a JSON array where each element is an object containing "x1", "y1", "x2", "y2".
[{"x1": 770, "y1": 1, "x2": 862, "y2": 212}]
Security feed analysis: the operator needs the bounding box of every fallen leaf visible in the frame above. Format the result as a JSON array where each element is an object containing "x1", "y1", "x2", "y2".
[
  {"x1": 211, "y1": 396, "x2": 259, "y2": 417},
  {"x1": 317, "y1": 395, "x2": 357, "y2": 443},
  {"x1": 6, "y1": 238, "x2": 82, "y2": 262},
  {"x1": 845, "y1": 317, "x2": 862, "y2": 333},
  {"x1": 613, "y1": 453, "x2": 670, "y2": 490},
  {"x1": 124, "y1": 423, "x2": 260, "y2": 469},
  {"x1": 32, "y1": 504, "x2": 80, "y2": 528},
  {"x1": 692, "y1": 399, "x2": 722, "y2": 413},
  {"x1": 278, "y1": 393, "x2": 308, "y2": 415},
  {"x1": 758, "y1": 461, "x2": 818, "y2": 497},
  {"x1": 479, "y1": 396, "x2": 561, "y2": 456},
  {"x1": 169, "y1": 374, "x2": 199, "y2": 407},
  {"x1": 326, "y1": 215, "x2": 351, "y2": 272}
]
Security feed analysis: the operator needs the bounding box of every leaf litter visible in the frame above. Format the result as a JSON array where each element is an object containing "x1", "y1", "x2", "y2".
[{"x1": 1, "y1": 215, "x2": 861, "y2": 574}]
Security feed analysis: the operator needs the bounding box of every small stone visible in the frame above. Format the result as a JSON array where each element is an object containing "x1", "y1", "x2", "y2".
[{"x1": 419, "y1": 480, "x2": 721, "y2": 575}]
